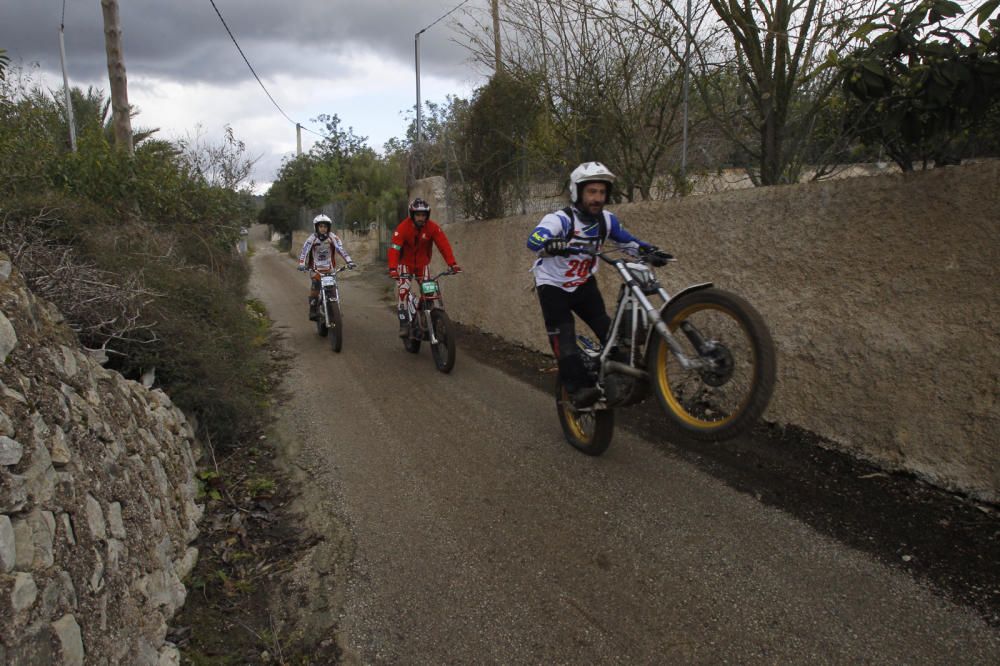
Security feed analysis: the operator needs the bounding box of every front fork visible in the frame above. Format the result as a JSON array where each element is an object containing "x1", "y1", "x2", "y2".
[
  {"x1": 320, "y1": 287, "x2": 338, "y2": 327},
  {"x1": 611, "y1": 263, "x2": 704, "y2": 372}
]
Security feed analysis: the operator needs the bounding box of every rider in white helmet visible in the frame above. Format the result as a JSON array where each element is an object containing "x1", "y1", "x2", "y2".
[
  {"x1": 526, "y1": 161, "x2": 663, "y2": 407},
  {"x1": 298, "y1": 214, "x2": 356, "y2": 320}
]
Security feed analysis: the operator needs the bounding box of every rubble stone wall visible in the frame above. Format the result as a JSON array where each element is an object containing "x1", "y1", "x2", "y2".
[{"x1": 0, "y1": 253, "x2": 202, "y2": 665}]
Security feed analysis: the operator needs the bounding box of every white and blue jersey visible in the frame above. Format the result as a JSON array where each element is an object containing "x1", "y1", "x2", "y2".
[{"x1": 527, "y1": 207, "x2": 648, "y2": 291}]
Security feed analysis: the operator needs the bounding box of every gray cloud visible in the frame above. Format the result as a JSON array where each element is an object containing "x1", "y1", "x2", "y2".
[{"x1": 1, "y1": 0, "x2": 483, "y2": 84}]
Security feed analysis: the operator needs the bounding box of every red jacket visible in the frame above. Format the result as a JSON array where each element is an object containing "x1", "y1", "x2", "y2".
[{"x1": 387, "y1": 217, "x2": 457, "y2": 271}]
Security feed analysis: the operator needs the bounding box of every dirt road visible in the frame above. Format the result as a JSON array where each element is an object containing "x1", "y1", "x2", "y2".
[{"x1": 249, "y1": 243, "x2": 999, "y2": 664}]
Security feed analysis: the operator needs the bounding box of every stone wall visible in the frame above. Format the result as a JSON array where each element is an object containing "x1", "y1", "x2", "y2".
[
  {"x1": 0, "y1": 253, "x2": 202, "y2": 664},
  {"x1": 434, "y1": 162, "x2": 1000, "y2": 502}
]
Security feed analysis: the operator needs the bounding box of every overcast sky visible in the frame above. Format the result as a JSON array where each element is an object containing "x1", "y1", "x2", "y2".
[{"x1": 1, "y1": 0, "x2": 490, "y2": 191}]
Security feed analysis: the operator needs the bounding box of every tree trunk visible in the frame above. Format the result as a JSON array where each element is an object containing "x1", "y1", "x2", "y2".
[{"x1": 101, "y1": 0, "x2": 133, "y2": 154}]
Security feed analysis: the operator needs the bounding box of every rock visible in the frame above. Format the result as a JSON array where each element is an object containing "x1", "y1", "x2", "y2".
[
  {"x1": 0, "y1": 435, "x2": 23, "y2": 466},
  {"x1": 0, "y1": 311, "x2": 17, "y2": 362},
  {"x1": 50, "y1": 427, "x2": 72, "y2": 466},
  {"x1": 85, "y1": 494, "x2": 107, "y2": 540},
  {"x1": 11, "y1": 572, "x2": 38, "y2": 613},
  {"x1": 52, "y1": 614, "x2": 85, "y2": 666},
  {"x1": 59, "y1": 345, "x2": 78, "y2": 377},
  {"x1": 0, "y1": 407, "x2": 13, "y2": 437},
  {"x1": 12, "y1": 517, "x2": 34, "y2": 568},
  {"x1": 0, "y1": 258, "x2": 12, "y2": 281},
  {"x1": 60, "y1": 512, "x2": 76, "y2": 546},
  {"x1": 107, "y1": 501, "x2": 126, "y2": 539},
  {"x1": 0, "y1": 515, "x2": 15, "y2": 572},
  {"x1": 27, "y1": 509, "x2": 56, "y2": 568}
]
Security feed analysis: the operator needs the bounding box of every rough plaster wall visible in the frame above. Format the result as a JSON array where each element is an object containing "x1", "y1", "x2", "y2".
[{"x1": 436, "y1": 162, "x2": 1000, "y2": 501}]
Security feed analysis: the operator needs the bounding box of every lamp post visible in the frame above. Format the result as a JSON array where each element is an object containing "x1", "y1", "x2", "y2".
[{"x1": 415, "y1": 28, "x2": 426, "y2": 144}]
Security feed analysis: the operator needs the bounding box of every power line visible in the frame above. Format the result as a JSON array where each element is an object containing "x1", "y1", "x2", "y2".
[
  {"x1": 207, "y1": 0, "x2": 303, "y2": 129},
  {"x1": 418, "y1": 0, "x2": 473, "y2": 35}
]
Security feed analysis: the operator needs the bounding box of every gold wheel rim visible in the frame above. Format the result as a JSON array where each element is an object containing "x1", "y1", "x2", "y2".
[{"x1": 654, "y1": 302, "x2": 756, "y2": 429}]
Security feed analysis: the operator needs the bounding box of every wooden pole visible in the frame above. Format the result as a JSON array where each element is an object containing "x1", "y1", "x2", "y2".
[
  {"x1": 492, "y1": 0, "x2": 502, "y2": 73},
  {"x1": 100, "y1": 0, "x2": 133, "y2": 154}
]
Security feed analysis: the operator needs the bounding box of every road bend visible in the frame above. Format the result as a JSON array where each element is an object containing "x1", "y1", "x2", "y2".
[{"x1": 249, "y1": 242, "x2": 999, "y2": 664}]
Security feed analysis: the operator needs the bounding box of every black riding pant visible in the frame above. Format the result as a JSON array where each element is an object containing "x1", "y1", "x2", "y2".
[{"x1": 536, "y1": 277, "x2": 611, "y2": 393}]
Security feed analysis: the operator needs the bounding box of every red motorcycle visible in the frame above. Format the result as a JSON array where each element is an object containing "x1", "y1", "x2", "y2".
[{"x1": 396, "y1": 269, "x2": 459, "y2": 373}]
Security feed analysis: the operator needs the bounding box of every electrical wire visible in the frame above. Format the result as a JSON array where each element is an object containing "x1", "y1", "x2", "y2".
[
  {"x1": 418, "y1": 0, "x2": 472, "y2": 35},
  {"x1": 207, "y1": 0, "x2": 306, "y2": 130}
]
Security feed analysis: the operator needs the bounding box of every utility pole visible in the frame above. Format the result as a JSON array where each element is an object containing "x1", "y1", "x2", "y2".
[
  {"x1": 100, "y1": 0, "x2": 133, "y2": 154},
  {"x1": 492, "y1": 0, "x2": 502, "y2": 73},
  {"x1": 58, "y1": 22, "x2": 77, "y2": 152},
  {"x1": 415, "y1": 30, "x2": 424, "y2": 144},
  {"x1": 296, "y1": 123, "x2": 302, "y2": 156}
]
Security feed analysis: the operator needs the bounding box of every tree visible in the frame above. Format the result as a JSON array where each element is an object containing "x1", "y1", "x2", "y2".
[{"x1": 838, "y1": 0, "x2": 1000, "y2": 170}]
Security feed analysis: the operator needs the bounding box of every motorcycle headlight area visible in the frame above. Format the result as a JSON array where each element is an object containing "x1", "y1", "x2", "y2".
[
  {"x1": 321, "y1": 275, "x2": 337, "y2": 287},
  {"x1": 625, "y1": 262, "x2": 658, "y2": 292}
]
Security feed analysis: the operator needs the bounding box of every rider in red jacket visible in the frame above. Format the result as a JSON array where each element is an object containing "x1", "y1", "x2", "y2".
[{"x1": 388, "y1": 198, "x2": 461, "y2": 337}]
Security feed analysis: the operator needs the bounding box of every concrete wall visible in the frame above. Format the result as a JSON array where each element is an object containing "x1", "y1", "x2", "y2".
[{"x1": 432, "y1": 162, "x2": 1000, "y2": 502}]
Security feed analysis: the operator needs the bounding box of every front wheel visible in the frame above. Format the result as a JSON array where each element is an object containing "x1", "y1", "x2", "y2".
[
  {"x1": 647, "y1": 287, "x2": 775, "y2": 441},
  {"x1": 327, "y1": 301, "x2": 343, "y2": 353},
  {"x1": 555, "y1": 380, "x2": 614, "y2": 456},
  {"x1": 429, "y1": 309, "x2": 456, "y2": 373}
]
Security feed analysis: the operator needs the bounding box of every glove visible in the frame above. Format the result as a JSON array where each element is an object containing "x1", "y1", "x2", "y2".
[
  {"x1": 389, "y1": 268, "x2": 399, "y2": 279},
  {"x1": 544, "y1": 238, "x2": 570, "y2": 257},
  {"x1": 348, "y1": 262, "x2": 357, "y2": 270},
  {"x1": 644, "y1": 247, "x2": 674, "y2": 267},
  {"x1": 449, "y1": 264, "x2": 462, "y2": 274},
  {"x1": 297, "y1": 264, "x2": 307, "y2": 272}
]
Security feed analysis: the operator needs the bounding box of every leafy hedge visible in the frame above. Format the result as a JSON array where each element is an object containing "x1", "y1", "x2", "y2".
[{"x1": 0, "y1": 67, "x2": 266, "y2": 450}]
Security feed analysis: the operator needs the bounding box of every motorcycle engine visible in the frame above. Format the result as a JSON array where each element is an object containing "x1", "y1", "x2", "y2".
[{"x1": 603, "y1": 373, "x2": 638, "y2": 407}]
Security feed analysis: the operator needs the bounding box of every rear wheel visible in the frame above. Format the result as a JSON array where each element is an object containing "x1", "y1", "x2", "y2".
[
  {"x1": 555, "y1": 380, "x2": 614, "y2": 456},
  {"x1": 328, "y1": 301, "x2": 343, "y2": 353},
  {"x1": 430, "y1": 309, "x2": 456, "y2": 373},
  {"x1": 647, "y1": 287, "x2": 775, "y2": 441}
]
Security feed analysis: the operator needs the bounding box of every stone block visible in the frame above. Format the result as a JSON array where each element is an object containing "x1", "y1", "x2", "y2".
[
  {"x1": 52, "y1": 614, "x2": 85, "y2": 666},
  {"x1": 0, "y1": 435, "x2": 23, "y2": 466},
  {"x1": 0, "y1": 514, "x2": 15, "y2": 572}
]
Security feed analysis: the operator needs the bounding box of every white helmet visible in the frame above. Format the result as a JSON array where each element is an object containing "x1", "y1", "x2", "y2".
[
  {"x1": 313, "y1": 214, "x2": 332, "y2": 235},
  {"x1": 569, "y1": 161, "x2": 615, "y2": 203}
]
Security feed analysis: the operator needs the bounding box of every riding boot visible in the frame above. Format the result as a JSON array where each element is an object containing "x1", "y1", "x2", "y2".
[{"x1": 308, "y1": 297, "x2": 319, "y2": 321}]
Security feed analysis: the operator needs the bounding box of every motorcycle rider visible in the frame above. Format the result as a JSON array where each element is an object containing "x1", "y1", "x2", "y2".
[
  {"x1": 388, "y1": 198, "x2": 462, "y2": 337},
  {"x1": 527, "y1": 161, "x2": 665, "y2": 407},
  {"x1": 298, "y1": 214, "x2": 356, "y2": 320}
]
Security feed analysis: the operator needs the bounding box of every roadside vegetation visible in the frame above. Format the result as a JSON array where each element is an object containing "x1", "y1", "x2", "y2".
[{"x1": 0, "y1": 59, "x2": 266, "y2": 451}]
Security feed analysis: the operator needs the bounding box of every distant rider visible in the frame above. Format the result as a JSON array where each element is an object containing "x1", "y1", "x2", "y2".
[
  {"x1": 298, "y1": 214, "x2": 356, "y2": 320},
  {"x1": 388, "y1": 198, "x2": 462, "y2": 337},
  {"x1": 526, "y1": 161, "x2": 665, "y2": 407}
]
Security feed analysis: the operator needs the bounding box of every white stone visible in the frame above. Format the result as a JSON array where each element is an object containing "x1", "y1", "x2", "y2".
[
  {"x1": 28, "y1": 509, "x2": 55, "y2": 568},
  {"x1": 59, "y1": 345, "x2": 78, "y2": 377},
  {"x1": 107, "y1": 501, "x2": 126, "y2": 539},
  {"x1": 0, "y1": 515, "x2": 14, "y2": 572},
  {"x1": 0, "y1": 435, "x2": 23, "y2": 466},
  {"x1": 158, "y1": 644, "x2": 182, "y2": 666},
  {"x1": 52, "y1": 614, "x2": 85, "y2": 666},
  {"x1": 60, "y1": 512, "x2": 77, "y2": 546},
  {"x1": 25, "y1": 440, "x2": 56, "y2": 504},
  {"x1": 12, "y1": 517, "x2": 33, "y2": 568},
  {"x1": 11, "y1": 572, "x2": 38, "y2": 613},
  {"x1": 50, "y1": 427, "x2": 72, "y2": 466},
  {"x1": 0, "y1": 408, "x2": 13, "y2": 437},
  {"x1": 0, "y1": 258, "x2": 12, "y2": 281},
  {"x1": 89, "y1": 547, "x2": 105, "y2": 593},
  {"x1": 85, "y1": 494, "x2": 106, "y2": 540},
  {"x1": 0, "y1": 311, "x2": 16, "y2": 363},
  {"x1": 175, "y1": 546, "x2": 199, "y2": 580}
]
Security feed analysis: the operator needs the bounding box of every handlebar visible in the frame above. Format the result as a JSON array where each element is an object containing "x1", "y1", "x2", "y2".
[
  {"x1": 560, "y1": 244, "x2": 674, "y2": 267},
  {"x1": 395, "y1": 269, "x2": 460, "y2": 281}
]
